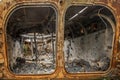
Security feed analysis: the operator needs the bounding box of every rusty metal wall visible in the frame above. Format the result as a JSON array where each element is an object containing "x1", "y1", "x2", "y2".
[{"x1": 0, "y1": 0, "x2": 120, "y2": 79}]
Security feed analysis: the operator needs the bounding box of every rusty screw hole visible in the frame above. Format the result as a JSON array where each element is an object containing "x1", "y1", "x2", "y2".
[
  {"x1": 0, "y1": 67, "x2": 4, "y2": 71},
  {"x1": 59, "y1": 0, "x2": 63, "y2": 5}
]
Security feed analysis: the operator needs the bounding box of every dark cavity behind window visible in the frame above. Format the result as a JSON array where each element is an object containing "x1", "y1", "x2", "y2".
[
  {"x1": 6, "y1": 6, "x2": 57, "y2": 74},
  {"x1": 64, "y1": 5, "x2": 115, "y2": 73}
]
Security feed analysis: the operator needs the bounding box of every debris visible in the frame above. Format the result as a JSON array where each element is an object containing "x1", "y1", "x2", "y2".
[{"x1": 12, "y1": 53, "x2": 55, "y2": 74}]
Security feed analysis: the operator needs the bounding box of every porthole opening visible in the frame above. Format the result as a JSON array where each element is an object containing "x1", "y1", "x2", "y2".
[
  {"x1": 64, "y1": 5, "x2": 115, "y2": 73},
  {"x1": 6, "y1": 6, "x2": 57, "y2": 74}
]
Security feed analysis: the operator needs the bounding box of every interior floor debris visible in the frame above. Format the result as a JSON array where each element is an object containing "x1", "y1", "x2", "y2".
[{"x1": 11, "y1": 53, "x2": 55, "y2": 74}]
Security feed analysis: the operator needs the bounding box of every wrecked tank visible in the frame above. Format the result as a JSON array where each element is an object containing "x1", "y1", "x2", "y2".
[{"x1": 0, "y1": 0, "x2": 120, "y2": 79}]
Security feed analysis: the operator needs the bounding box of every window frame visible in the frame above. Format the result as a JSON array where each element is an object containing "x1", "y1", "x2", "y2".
[{"x1": 4, "y1": 3, "x2": 58, "y2": 77}]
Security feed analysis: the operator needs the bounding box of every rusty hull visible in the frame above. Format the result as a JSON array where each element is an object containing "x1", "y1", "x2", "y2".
[{"x1": 0, "y1": 0, "x2": 120, "y2": 79}]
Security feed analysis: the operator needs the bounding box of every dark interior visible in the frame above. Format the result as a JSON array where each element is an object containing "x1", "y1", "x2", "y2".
[
  {"x1": 64, "y1": 5, "x2": 115, "y2": 73},
  {"x1": 6, "y1": 5, "x2": 116, "y2": 74},
  {"x1": 6, "y1": 6, "x2": 57, "y2": 74}
]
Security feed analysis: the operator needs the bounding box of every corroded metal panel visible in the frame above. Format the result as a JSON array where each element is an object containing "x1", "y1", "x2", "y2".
[{"x1": 0, "y1": 0, "x2": 119, "y2": 79}]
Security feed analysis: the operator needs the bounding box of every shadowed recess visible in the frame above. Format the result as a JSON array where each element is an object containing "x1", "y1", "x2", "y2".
[{"x1": 64, "y1": 5, "x2": 115, "y2": 73}]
